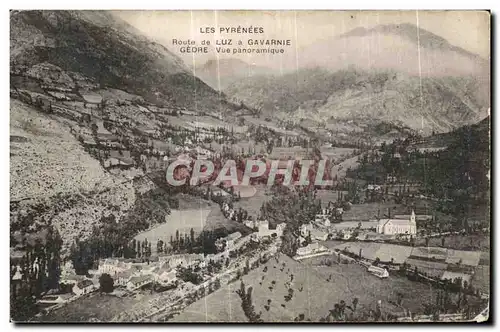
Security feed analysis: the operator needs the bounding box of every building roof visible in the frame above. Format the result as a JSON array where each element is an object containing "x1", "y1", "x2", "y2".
[
  {"x1": 129, "y1": 274, "x2": 153, "y2": 284},
  {"x1": 226, "y1": 232, "x2": 242, "y2": 241},
  {"x1": 76, "y1": 279, "x2": 94, "y2": 289},
  {"x1": 311, "y1": 229, "x2": 328, "y2": 238},
  {"x1": 378, "y1": 219, "x2": 415, "y2": 226},
  {"x1": 394, "y1": 214, "x2": 432, "y2": 220},
  {"x1": 115, "y1": 270, "x2": 133, "y2": 279}
]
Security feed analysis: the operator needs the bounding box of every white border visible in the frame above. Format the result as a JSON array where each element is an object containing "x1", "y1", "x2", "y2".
[{"x1": 1, "y1": 1, "x2": 497, "y2": 331}]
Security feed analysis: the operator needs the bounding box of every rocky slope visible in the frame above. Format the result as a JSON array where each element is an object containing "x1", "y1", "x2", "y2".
[
  {"x1": 226, "y1": 67, "x2": 488, "y2": 134},
  {"x1": 10, "y1": 10, "x2": 235, "y2": 112},
  {"x1": 223, "y1": 23, "x2": 489, "y2": 135},
  {"x1": 9, "y1": 10, "x2": 240, "y2": 254}
]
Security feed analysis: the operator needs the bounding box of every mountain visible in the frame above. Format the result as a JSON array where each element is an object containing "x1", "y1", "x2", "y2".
[
  {"x1": 10, "y1": 10, "x2": 232, "y2": 111},
  {"x1": 9, "y1": 10, "x2": 241, "y2": 255},
  {"x1": 223, "y1": 24, "x2": 490, "y2": 135},
  {"x1": 194, "y1": 58, "x2": 272, "y2": 90},
  {"x1": 300, "y1": 23, "x2": 489, "y2": 78}
]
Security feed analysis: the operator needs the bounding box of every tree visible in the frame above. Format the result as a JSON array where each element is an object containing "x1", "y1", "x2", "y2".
[
  {"x1": 99, "y1": 273, "x2": 114, "y2": 293},
  {"x1": 236, "y1": 281, "x2": 263, "y2": 322},
  {"x1": 157, "y1": 239, "x2": 164, "y2": 254},
  {"x1": 352, "y1": 298, "x2": 359, "y2": 312},
  {"x1": 190, "y1": 228, "x2": 195, "y2": 246}
]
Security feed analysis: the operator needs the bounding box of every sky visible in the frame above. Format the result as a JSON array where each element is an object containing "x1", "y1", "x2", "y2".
[{"x1": 114, "y1": 10, "x2": 490, "y2": 70}]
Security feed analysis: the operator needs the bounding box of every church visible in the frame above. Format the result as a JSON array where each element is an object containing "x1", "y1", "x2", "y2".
[{"x1": 376, "y1": 210, "x2": 417, "y2": 235}]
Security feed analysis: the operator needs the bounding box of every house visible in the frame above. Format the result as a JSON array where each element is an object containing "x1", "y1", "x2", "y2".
[
  {"x1": 276, "y1": 222, "x2": 287, "y2": 235},
  {"x1": 72, "y1": 279, "x2": 96, "y2": 296},
  {"x1": 367, "y1": 184, "x2": 382, "y2": 192},
  {"x1": 127, "y1": 274, "x2": 154, "y2": 291},
  {"x1": 160, "y1": 253, "x2": 205, "y2": 269},
  {"x1": 98, "y1": 258, "x2": 132, "y2": 275},
  {"x1": 311, "y1": 229, "x2": 329, "y2": 241},
  {"x1": 315, "y1": 214, "x2": 331, "y2": 227},
  {"x1": 12, "y1": 265, "x2": 23, "y2": 281},
  {"x1": 245, "y1": 218, "x2": 267, "y2": 230},
  {"x1": 376, "y1": 210, "x2": 417, "y2": 235},
  {"x1": 342, "y1": 230, "x2": 354, "y2": 240},
  {"x1": 155, "y1": 268, "x2": 178, "y2": 286},
  {"x1": 386, "y1": 175, "x2": 398, "y2": 183},
  {"x1": 257, "y1": 221, "x2": 286, "y2": 239},
  {"x1": 115, "y1": 271, "x2": 133, "y2": 287},
  {"x1": 300, "y1": 223, "x2": 314, "y2": 237},
  {"x1": 296, "y1": 242, "x2": 327, "y2": 256},
  {"x1": 215, "y1": 232, "x2": 242, "y2": 251},
  {"x1": 368, "y1": 265, "x2": 389, "y2": 278}
]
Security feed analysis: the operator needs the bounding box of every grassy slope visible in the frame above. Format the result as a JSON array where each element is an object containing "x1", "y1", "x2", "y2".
[{"x1": 172, "y1": 254, "x2": 437, "y2": 322}]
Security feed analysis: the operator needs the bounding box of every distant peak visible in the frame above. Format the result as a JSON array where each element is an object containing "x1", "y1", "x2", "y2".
[{"x1": 339, "y1": 23, "x2": 482, "y2": 60}]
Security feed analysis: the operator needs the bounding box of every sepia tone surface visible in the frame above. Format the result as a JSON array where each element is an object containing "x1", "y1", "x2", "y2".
[{"x1": 10, "y1": 10, "x2": 490, "y2": 323}]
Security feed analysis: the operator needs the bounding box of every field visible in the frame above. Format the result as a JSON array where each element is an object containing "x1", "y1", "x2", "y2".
[
  {"x1": 204, "y1": 207, "x2": 252, "y2": 234},
  {"x1": 471, "y1": 265, "x2": 490, "y2": 293},
  {"x1": 324, "y1": 241, "x2": 413, "y2": 264},
  {"x1": 329, "y1": 152, "x2": 364, "y2": 179},
  {"x1": 329, "y1": 221, "x2": 379, "y2": 230},
  {"x1": 341, "y1": 202, "x2": 407, "y2": 221},
  {"x1": 172, "y1": 254, "x2": 437, "y2": 322},
  {"x1": 319, "y1": 147, "x2": 356, "y2": 162},
  {"x1": 134, "y1": 208, "x2": 211, "y2": 251},
  {"x1": 405, "y1": 258, "x2": 448, "y2": 278},
  {"x1": 39, "y1": 292, "x2": 159, "y2": 322},
  {"x1": 414, "y1": 234, "x2": 490, "y2": 251},
  {"x1": 315, "y1": 189, "x2": 348, "y2": 203},
  {"x1": 325, "y1": 240, "x2": 486, "y2": 266},
  {"x1": 232, "y1": 185, "x2": 271, "y2": 219}
]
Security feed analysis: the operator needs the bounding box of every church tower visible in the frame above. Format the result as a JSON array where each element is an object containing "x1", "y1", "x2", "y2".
[{"x1": 410, "y1": 210, "x2": 416, "y2": 224}]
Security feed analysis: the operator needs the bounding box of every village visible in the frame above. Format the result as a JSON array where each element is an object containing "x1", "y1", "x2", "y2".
[{"x1": 9, "y1": 38, "x2": 490, "y2": 323}]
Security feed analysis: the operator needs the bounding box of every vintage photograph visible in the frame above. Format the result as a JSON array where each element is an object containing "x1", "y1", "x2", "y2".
[{"x1": 9, "y1": 10, "x2": 490, "y2": 323}]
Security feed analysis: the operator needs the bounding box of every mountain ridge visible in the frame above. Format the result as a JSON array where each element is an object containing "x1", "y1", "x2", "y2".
[{"x1": 10, "y1": 10, "x2": 235, "y2": 112}]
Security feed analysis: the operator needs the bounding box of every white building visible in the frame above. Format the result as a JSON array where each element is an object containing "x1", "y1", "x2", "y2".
[
  {"x1": 160, "y1": 253, "x2": 205, "y2": 269},
  {"x1": 376, "y1": 210, "x2": 417, "y2": 235},
  {"x1": 127, "y1": 275, "x2": 154, "y2": 291},
  {"x1": 300, "y1": 223, "x2": 314, "y2": 237},
  {"x1": 310, "y1": 229, "x2": 329, "y2": 241},
  {"x1": 98, "y1": 258, "x2": 132, "y2": 275},
  {"x1": 155, "y1": 268, "x2": 178, "y2": 286},
  {"x1": 296, "y1": 242, "x2": 328, "y2": 256},
  {"x1": 115, "y1": 271, "x2": 133, "y2": 287},
  {"x1": 72, "y1": 279, "x2": 96, "y2": 296},
  {"x1": 215, "y1": 232, "x2": 242, "y2": 251}
]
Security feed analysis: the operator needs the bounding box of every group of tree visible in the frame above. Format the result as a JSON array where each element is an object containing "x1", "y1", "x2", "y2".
[
  {"x1": 236, "y1": 281, "x2": 263, "y2": 322},
  {"x1": 10, "y1": 226, "x2": 63, "y2": 321},
  {"x1": 257, "y1": 186, "x2": 322, "y2": 257}
]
